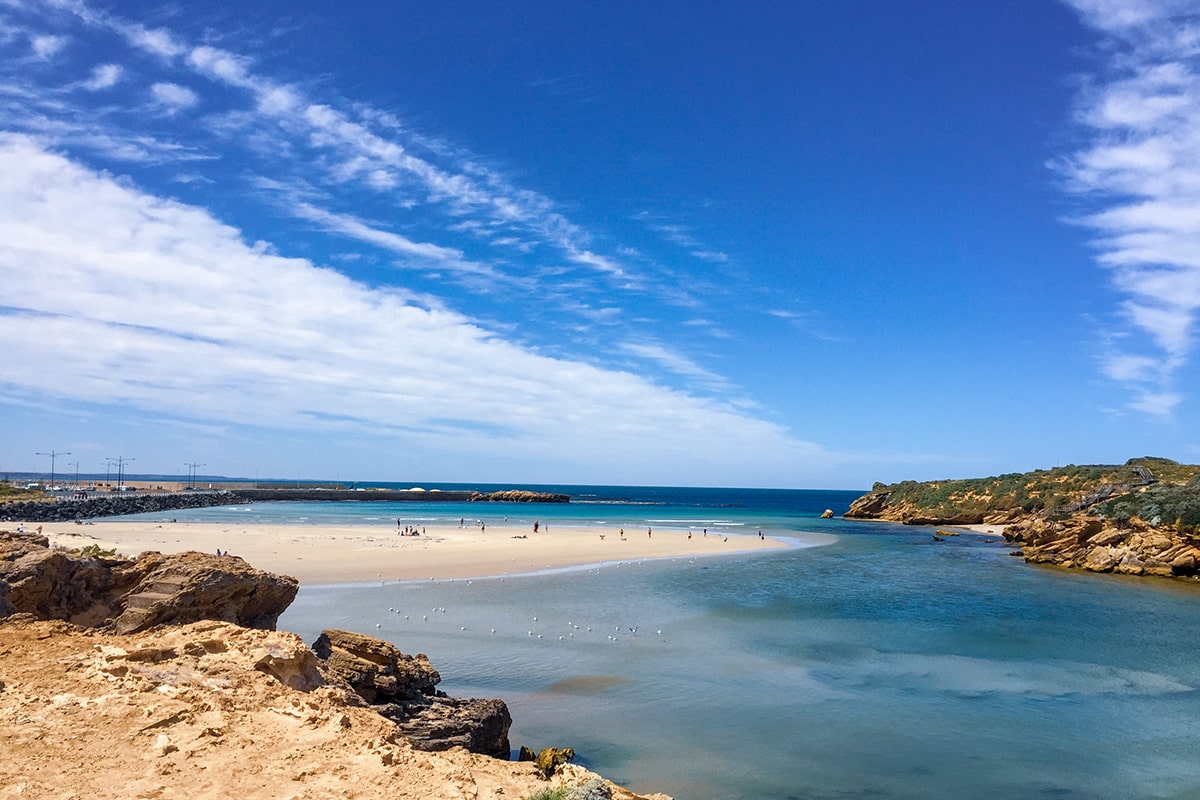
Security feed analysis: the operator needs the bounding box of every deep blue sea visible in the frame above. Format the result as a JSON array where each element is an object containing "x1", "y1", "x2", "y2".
[{"x1": 134, "y1": 486, "x2": 1200, "y2": 799}]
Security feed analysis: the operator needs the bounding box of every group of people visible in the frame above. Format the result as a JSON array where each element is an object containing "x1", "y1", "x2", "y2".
[{"x1": 396, "y1": 520, "x2": 423, "y2": 536}]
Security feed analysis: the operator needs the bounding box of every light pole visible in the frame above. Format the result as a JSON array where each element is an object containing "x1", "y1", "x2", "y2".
[
  {"x1": 67, "y1": 461, "x2": 79, "y2": 489},
  {"x1": 184, "y1": 462, "x2": 205, "y2": 490},
  {"x1": 104, "y1": 458, "x2": 114, "y2": 488},
  {"x1": 108, "y1": 456, "x2": 134, "y2": 491},
  {"x1": 36, "y1": 450, "x2": 70, "y2": 491}
]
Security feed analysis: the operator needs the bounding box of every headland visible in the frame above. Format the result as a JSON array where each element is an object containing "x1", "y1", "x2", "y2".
[{"x1": 844, "y1": 456, "x2": 1200, "y2": 581}]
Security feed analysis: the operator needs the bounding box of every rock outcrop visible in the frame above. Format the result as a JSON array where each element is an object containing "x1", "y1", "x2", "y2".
[
  {"x1": 1002, "y1": 516, "x2": 1200, "y2": 578},
  {"x1": 313, "y1": 627, "x2": 512, "y2": 758},
  {"x1": 0, "y1": 531, "x2": 297, "y2": 632},
  {"x1": 0, "y1": 618, "x2": 659, "y2": 800},
  {"x1": 844, "y1": 457, "x2": 1200, "y2": 582},
  {"x1": 471, "y1": 490, "x2": 571, "y2": 503},
  {"x1": 109, "y1": 550, "x2": 299, "y2": 634},
  {"x1": 0, "y1": 533, "x2": 670, "y2": 799}
]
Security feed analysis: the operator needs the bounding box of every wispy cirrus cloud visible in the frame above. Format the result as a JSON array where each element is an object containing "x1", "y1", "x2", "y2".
[
  {"x1": 0, "y1": 0, "x2": 832, "y2": 484},
  {"x1": 0, "y1": 133, "x2": 819, "y2": 483},
  {"x1": 1060, "y1": 0, "x2": 1200, "y2": 416}
]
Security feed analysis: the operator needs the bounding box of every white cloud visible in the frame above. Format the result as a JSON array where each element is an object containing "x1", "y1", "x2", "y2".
[
  {"x1": 31, "y1": 33, "x2": 67, "y2": 59},
  {"x1": 83, "y1": 62, "x2": 121, "y2": 90},
  {"x1": 620, "y1": 341, "x2": 733, "y2": 393},
  {"x1": 1060, "y1": 0, "x2": 1200, "y2": 416},
  {"x1": 150, "y1": 81, "x2": 198, "y2": 112},
  {"x1": 0, "y1": 134, "x2": 816, "y2": 482},
  {"x1": 124, "y1": 25, "x2": 186, "y2": 59},
  {"x1": 289, "y1": 201, "x2": 492, "y2": 275}
]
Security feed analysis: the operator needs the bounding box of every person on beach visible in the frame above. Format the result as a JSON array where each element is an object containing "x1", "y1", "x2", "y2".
[
  {"x1": 533, "y1": 520, "x2": 539, "y2": 533},
  {"x1": 648, "y1": 527, "x2": 652, "y2": 538}
]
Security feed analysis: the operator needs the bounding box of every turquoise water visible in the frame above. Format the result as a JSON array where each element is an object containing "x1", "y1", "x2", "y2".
[{"x1": 130, "y1": 488, "x2": 1200, "y2": 799}]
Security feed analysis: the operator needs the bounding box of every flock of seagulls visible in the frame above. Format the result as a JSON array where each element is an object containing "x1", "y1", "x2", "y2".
[{"x1": 374, "y1": 605, "x2": 667, "y2": 644}]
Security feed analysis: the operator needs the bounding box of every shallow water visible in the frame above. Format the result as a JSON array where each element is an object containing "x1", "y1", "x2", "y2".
[{"x1": 274, "y1": 492, "x2": 1200, "y2": 800}]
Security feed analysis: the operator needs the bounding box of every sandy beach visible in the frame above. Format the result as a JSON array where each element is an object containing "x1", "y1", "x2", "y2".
[{"x1": 41, "y1": 519, "x2": 791, "y2": 584}]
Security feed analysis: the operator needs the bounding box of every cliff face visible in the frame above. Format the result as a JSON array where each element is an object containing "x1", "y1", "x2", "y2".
[
  {"x1": 1001, "y1": 516, "x2": 1198, "y2": 578},
  {"x1": 0, "y1": 618, "x2": 646, "y2": 800},
  {"x1": 845, "y1": 457, "x2": 1200, "y2": 581},
  {"x1": 0, "y1": 530, "x2": 671, "y2": 800}
]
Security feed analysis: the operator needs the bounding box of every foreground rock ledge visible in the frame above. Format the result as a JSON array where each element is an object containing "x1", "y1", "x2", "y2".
[
  {"x1": 0, "y1": 619, "x2": 667, "y2": 800},
  {"x1": 0, "y1": 532, "x2": 671, "y2": 799}
]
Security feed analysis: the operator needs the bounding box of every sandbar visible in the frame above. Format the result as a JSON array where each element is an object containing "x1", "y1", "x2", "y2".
[{"x1": 41, "y1": 519, "x2": 793, "y2": 585}]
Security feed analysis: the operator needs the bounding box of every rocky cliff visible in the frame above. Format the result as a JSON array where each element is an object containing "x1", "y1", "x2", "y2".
[
  {"x1": 0, "y1": 619, "x2": 662, "y2": 800},
  {"x1": 0, "y1": 531, "x2": 670, "y2": 799},
  {"x1": 844, "y1": 457, "x2": 1200, "y2": 581}
]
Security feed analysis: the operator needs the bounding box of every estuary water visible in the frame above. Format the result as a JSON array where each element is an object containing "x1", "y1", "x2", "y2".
[{"x1": 171, "y1": 486, "x2": 1199, "y2": 800}]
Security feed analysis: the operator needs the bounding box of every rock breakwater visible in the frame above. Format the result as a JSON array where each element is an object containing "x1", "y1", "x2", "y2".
[{"x1": 0, "y1": 490, "x2": 237, "y2": 523}]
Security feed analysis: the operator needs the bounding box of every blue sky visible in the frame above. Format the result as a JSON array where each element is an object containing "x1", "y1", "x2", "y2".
[{"x1": 2, "y1": 0, "x2": 1198, "y2": 489}]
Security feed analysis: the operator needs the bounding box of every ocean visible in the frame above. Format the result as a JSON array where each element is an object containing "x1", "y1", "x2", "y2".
[{"x1": 127, "y1": 486, "x2": 1200, "y2": 799}]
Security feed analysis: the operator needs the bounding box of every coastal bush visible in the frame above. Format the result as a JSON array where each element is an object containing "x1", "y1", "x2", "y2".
[
  {"x1": 524, "y1": 788, "x2": 568, "y2": 800},
  {"x1": 873, "y1": 459, "x2": 1200, "y2": 521},
  {"x1": 77, "y1": 543, "x2": 119, "y2": 558}
]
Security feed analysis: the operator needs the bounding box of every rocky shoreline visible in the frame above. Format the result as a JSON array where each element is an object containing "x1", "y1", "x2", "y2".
[
  {"x1": 0, "y1": 530, "x2": 667, "y2": 799},
  {"x1": 844, "y1": 457, "x2": 1200, "y2": 582}
]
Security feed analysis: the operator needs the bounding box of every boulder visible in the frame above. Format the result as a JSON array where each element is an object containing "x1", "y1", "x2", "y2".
[
  {"x1": 1116, "y1": 552, "x2": 1146, "y2": 575},
  {"x1": 312, "y1": 628, "x2": 511, "y2": 758},
  {"x1": 312, "y1": 628, "x2": 440, "y2": 702},
  {"x1": 254, "y1": 640, "x2": 326, "y2": 692},
  {"x1": 0, "y1": 534, "x2": 298, "y2": 633},
  {"x1": 535, "y1": 746, "x2": 576, "y2": 778},
  {"x1": 0, "y1": 532, "x2": 119, "y2": 625},
  {"x1": 1170, "y1": 553, "x2": 1197, "y2": 575},
  {"x1": 820, "y1": 509, "x2": 834, "y2": 519},
  {"x1": 383, "y1": 696, "x2": 513, "y2": 758},
  {"x1": 110, "y1": 551, "x2": 298, "y2": 634},
  {"x1": 1084, "y1": 547, "x2": 1119, "y2": 572}
]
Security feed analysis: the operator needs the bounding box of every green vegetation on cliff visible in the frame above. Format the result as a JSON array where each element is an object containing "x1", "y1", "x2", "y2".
[{"x1": 856, "y1": 457, "x2": 1200, "y2": 527}]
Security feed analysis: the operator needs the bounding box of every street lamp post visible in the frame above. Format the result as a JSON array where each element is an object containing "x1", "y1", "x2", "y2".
[
  {"x1": 108, "y1": 456, "x2": 134, "y2": 491},
  {"x1": 184, "y1": 462, "x2": 205, "y2": 490},
  {"x1": 35, "y1": 450, "x2": 70, "y2": 491}
]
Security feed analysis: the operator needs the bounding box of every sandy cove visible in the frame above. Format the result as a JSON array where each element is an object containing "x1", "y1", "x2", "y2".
[{"x1": 42, "y1": 520, "x2": 791, "y2": 584}]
